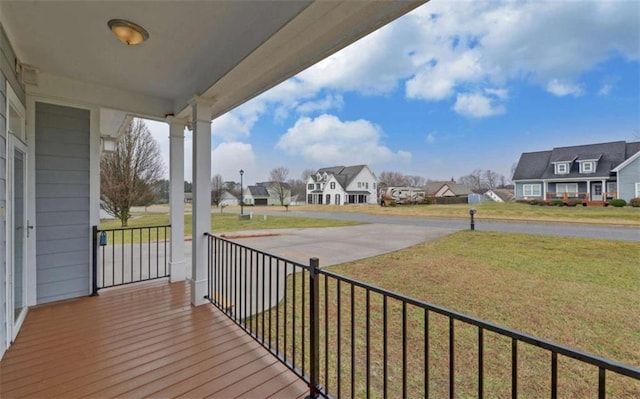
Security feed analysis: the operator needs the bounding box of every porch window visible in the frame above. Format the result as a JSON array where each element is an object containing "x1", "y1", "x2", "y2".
[
  {"x1": 523, "y1": 184, "x2": 541, "y2": 197},
  {"x1": 556, "y1": 183, "x2": 578, "y2": 197},
  {"x1": 555, "y1": 163, "x2": 569, "y2": 174}
]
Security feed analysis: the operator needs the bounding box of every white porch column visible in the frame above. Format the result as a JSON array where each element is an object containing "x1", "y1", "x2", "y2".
[
  {"x1": 168, "y1": 117, "x2": 187, "y2": 283},
  {"x1": 190, "y1": 97, "x2": 214, "y2": 306}
]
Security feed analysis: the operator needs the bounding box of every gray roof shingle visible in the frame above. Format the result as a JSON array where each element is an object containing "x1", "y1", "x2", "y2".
[
  {"x1": 312, "y1": 165, "x2": 368, "y2": 188},
  {"x1": 512, "y1": 151, "x2": 552, "y2": 180},
  {"x1": 247, "y1": 186, "x2": 269, "y2": 197}
]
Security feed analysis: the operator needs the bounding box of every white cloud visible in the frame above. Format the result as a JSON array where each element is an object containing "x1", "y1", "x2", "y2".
[
  {"x1": 211, "y1": 142, "x2": 257, "y2": 181},
  {"x1": 546, "y1": 79, "x2": 584, "y2": 97},
  {"x1": 296, "y1": 94, "x2": 344, "y2": 114},
  {"x1": 598, "y1": 83, "x2": 613, "y2": 96},
  {"x1": 276, "y1": 114, "x2": 410, "y2": 165},
  {"x1": 426, "y1": 133, "x2": 436, "y2": 144},
  {"x1": 484, "y1": 88, "x2": 509, "y2": 100},
  {"x1": 212, "y1": 1, "x2": 637, "y2": 141},
  {"x1": 210, "y1": 98, "x2": 266, "y2": 141},
  {"x1": 453, "y1": 93, "x2": 506, "y2": 118}
]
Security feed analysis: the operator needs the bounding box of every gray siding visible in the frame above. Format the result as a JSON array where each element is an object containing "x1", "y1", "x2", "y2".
[
  {"x1": 35, "y1": 103, "x2": 90, "y2": 303},
  {"x1": 617, "y1": 156, "x2": 640, "y2": 201},
  {"x1": 0, "y1": 71, "x2": 7, "y2": 357}
]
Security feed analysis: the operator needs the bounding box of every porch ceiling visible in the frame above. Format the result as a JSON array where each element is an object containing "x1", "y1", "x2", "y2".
[{"x1": 1, "y1": 0, "x2": 425, "y2": 120}]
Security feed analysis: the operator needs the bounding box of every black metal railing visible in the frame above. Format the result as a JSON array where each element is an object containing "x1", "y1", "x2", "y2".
[
  {"x1": 205, "y1": 233, "x2": 640, "y2": 398},
  {"x1": 92, "y1": 225, "x2": 170, "y2": 294}
]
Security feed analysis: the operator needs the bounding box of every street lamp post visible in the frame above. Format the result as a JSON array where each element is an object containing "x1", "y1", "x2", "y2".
[{"x1": 239, "y1": 169, "x2": 244, "y2": 215}]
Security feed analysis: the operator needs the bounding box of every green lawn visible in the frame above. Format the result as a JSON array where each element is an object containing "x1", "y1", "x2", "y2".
[
  {"x1": 254, "y1": 231, "x2": 639, "y2": 398},
  {"x1": 99, "y1": 211, "x2": 361, "y2": 244},
  {"x1": 290, "y1": 202, "x2": 640, "y2": 226}
]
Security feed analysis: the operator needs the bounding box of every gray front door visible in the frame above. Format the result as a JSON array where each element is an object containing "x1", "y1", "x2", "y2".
[{"x1": 592, "y1": 183, "x2": 603, "y2": 201}]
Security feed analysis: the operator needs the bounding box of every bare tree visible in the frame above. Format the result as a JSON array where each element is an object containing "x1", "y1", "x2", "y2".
[
  {"x1": 405, "y1": 175, "x2": 426, "y2": 187},
  {"x1": 483, "y1": 170, "x2": 500, "y2": 190},
  {"x1": 287, "y1": 178, "x2": 306, "y2": 199},
  {"x1": 224, "y1": 180, "x2": 241, "y2": 198},
  {"x1": 378, "y1": 171, "x2": 408, "y2": 187},
  {"x1": 269, "y1": 167, "x2": 290, "y2": 206},
  {"x1": 211, "y1": 174, "x2": 224, "y2": 205},
  {"x1": 458, "y1": 169, "x2": 483, "y2": 190},
  {"x1": 101, "y1": 119, "x2": 165, "y2": 226},
  {"x1": 301, "y1": 168, "x2": 316, "y2": 181}
]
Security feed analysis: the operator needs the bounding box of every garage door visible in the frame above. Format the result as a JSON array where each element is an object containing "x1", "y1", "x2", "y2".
[{"x1": 254, "y1": 198, "x2": 268, "y2": 205}]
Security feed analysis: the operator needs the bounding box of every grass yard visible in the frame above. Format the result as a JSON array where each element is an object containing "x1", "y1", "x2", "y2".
[
  {"x1": 287, "y1": 202, "x2": 640, "y2": 226},
  {"x1": 253, "y1": 231, "x2": 639, "y2": 398},
  {"x1": 99, "y1": 211, "x2": 361, "y2": 244}
]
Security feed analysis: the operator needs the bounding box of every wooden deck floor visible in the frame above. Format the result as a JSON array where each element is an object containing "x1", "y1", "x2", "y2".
[{"x1": 0, "y1": 280, "x2": 308, "y2": 398}]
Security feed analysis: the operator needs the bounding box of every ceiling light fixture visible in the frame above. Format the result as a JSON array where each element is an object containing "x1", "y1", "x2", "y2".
[{"x1": 108, "y1": 19, "x2": 149, "y2": 45}]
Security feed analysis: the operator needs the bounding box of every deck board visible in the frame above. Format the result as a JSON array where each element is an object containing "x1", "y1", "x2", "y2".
[{"x1": 0, "y1": 281, "x2": 308, "y2": 398}]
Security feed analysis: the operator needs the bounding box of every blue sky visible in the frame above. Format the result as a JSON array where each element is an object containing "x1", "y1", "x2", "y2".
[{"x1": 148, "y1": 0, "x2": 640, "y2": 185}]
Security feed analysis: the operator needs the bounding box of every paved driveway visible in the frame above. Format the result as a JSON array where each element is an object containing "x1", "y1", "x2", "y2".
[{"x1": 219, "y1": 223, "x2": 457, "y2": 267}]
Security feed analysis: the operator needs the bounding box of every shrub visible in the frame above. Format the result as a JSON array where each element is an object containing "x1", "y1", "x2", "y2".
[
  {"x1": 609, "y1": 199, "x2": 627, "y2": 207},
  {"x1": 422, "y1": 198, "x2": 433, "y2": 205},
  {"x1": 630, "y1": 197, "x2": 640, "y2": 207},
  {"x1": 566, "y1": 199, "x2": 582, "y2": 207},
  {"x1": 516, "y1": 199, "x2": 530, "y2": 204},
  {"x1": 549, "y1": 199, "x2": 564, "y2": 207},
  {"x1": 529, "y1": 199, "x2": 539, "y2": 205}
]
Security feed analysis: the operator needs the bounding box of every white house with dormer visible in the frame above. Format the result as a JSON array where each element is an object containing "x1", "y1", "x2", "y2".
[{"x1": 306, "y1": 165, "x2": 378, "y2": 205}]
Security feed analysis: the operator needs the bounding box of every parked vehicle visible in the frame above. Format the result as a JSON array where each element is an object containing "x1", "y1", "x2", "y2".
[{"x1": 380, "y1": 186, "x2": 427, "y2": 206}]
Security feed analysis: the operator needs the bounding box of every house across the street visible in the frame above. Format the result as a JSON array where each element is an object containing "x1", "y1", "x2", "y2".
[
  {"x1": 306, "y1": 165, "x2": 378, "y2": 205},
  {"x1": 218, "y1": 191, "x2": 239, "y2": 207},
  {"x1": 424, "y1": 180, "x2": 471, "y2": 204},
  {"x1": 243, "y1": 182, "x2": 291, "y2": 206},
  {"x1": 512, "y1": 141, "x2": 640, "y2": 204}
]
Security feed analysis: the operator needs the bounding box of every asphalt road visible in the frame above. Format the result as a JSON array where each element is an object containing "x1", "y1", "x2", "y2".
[{"x1": 257, "y1": 209, "x2": 640, "y2": 242}]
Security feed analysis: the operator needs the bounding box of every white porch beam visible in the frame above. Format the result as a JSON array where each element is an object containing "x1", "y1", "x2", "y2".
[
  {"x1": 190, "y1": 97, "x2": 214, "y2": 306},
  {"x1": 27, "y1": 73, "x2": 173, "y2": 120},
  {"x1": 168, "y1": 117, "x2": 187, "y2": 283}
]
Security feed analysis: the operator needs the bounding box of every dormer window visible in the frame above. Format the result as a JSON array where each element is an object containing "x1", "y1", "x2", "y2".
[
  {"x1": 555, "y1": 163, "x2": 570, "y2": 175},
  {"x1": 578, "y1": 160, "x2": 597, "y2": 174}
]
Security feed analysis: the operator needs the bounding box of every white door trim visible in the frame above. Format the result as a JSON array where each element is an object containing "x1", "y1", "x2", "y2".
[
  {"x1": 591, "y1": 182, "x2": 603, "y2": 201},
  {"x1": 7, "y1": 136, "x2": 28, "y2": 341}
]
